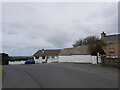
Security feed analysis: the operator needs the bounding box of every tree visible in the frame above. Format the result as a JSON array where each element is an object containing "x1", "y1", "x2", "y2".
[{"x1": 72, "y1": 36, "x2": 106, "y2": 56}]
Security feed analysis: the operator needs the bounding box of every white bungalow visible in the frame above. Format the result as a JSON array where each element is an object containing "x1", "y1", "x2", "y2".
[{"x1": 33, "y1": 49, "x2": 61, "y2": 63}]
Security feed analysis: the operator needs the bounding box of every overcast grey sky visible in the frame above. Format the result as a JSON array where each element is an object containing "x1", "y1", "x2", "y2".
[{"x1": 1, "y1": 2, "x2": 118, "y2": 56}]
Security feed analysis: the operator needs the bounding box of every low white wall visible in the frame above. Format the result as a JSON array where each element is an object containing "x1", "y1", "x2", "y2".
[
  {"x1": 33, "y1": 55, "x2": 99, "y2": 64},
  {"x1": 47, "y1": 58, "x2": 59, "y2": 63},
  {"x1": 9, "y1": 55, "x2": 100, "y2": 65},
  {"x1": 58, "y1": 55, "x2": 98, "y2": 64},
  {"x1": 9, "y1": 61, "x2": 26, "y2": 65}
]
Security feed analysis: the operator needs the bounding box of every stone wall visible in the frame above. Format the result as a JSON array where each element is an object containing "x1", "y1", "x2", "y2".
[{"x1": 101, "y1": 56, "x2": 120, "y2": 68}]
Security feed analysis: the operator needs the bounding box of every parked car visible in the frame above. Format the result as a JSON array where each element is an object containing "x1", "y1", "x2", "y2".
[{"x1": 25, "y1": 59, "x2": 35, "y2": 64}]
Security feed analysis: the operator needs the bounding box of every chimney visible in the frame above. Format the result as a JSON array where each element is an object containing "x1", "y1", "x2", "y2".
[
  {"x1": 42, "y1": 49, "x2": 44, "y2": 53},
  {"x1": 101, "y1": 31, "x2": 106, "y2": 39}
]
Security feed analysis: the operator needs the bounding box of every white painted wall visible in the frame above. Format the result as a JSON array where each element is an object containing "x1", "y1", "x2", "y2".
[
  {"x1": 9, "y1": 61, "x2": 26, "y2": 65},
  {"x1": 34, "y1": 55, "x2": 100, "y2": 64},
  {"x1": 58, "y1": 55, "x2": 98, "y2": 64},
  {"x1": 9, "y1": 55, "x2": 100, "y2": 65},
  {"x1": 47, "y1": 56, "x2": 59, "y2": 63},
  {"x1": 34, "y1": 56, "x2": 59, "y2": 63},
  {"x1": 34, "y1": 57, "x2": 42, "y2": 63}
]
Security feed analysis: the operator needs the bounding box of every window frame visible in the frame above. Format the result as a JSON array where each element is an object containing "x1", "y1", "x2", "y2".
[
  {"x1": 108, "y1": 43, "x2": 113, "y2": 48},
  {"x1": 42, "y1": 56, "x2": 45, "y2": 59},
  {"x1": 35, "y1": 56, "x2": 39, "y2": 59},
  {"x1": 109, "y1": 52, "x2": 115, "y2": 56},
  {"x1": 51, "y1": 56, "x2": 55, "y2": 59}
]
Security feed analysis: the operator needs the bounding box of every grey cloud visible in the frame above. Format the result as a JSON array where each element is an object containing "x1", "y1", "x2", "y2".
[
  {"x1": 11, "y1": 23, "x2": 25, "y2": 29},
  {"x1": 2, "y1": 2, "x2": 118, "y2": 56},
  {"x1": 119, "y1": 2, "x2": 120, "y2": 34},
  {"x1": 46, "y1": 30, "x2": 72, "y2": 48}
]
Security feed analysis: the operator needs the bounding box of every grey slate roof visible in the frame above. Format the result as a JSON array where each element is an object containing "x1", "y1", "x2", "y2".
[
  {"x1": 59, "y1": 48, "x2": 73, "y2": 56},
  {"x1": 103, "y1": 34, "x2": 120, "y2": 43},
  {"x1": 33, "y1": 45, "x2": 90, "y2": 56},
  {"x1": 59, "y1": 45, "x2": 90, "y2": 56},
  {"x1": 33, "y1": 49, "x2": 61, "y2": 56}
]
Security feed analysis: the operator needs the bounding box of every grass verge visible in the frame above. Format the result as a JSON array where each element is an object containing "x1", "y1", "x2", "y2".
[{"x1": 0, "y1": 68, "x2": 3, "y2": 76}]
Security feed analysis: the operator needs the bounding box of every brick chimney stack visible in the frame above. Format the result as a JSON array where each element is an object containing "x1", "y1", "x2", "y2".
[
  {"x1": 42, "y1": 49, "x2": 44, "y2": 53},
  {"x1": 101, "y1": 31, "x2": 106, "y2": 40}
]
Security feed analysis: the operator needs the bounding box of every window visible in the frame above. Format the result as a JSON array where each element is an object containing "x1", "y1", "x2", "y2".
[
  {"x1": 51, "y1": 56, "x2": 55, "y2": 59},
  {"x1": 46, "y1": 57, "x2": 49, "y2": 59},
  {"x1": 109, "y1": 52, "x2": 115, "y2": 56},
  {"x1": 108, "y1": 43, "x2": 113, "y2": 48},
  {"x1": 35, "y1": 56, "x2": 39, "y2": 59},
  {"x1": 57, "y1": 56, "x2": 59, "y2": 58},
  {"x1": 42, "y1": 56, "x2": 45, "y2": 59}
]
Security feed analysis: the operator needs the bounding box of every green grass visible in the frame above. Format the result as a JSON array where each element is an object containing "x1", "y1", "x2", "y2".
[
  {"x1": 0, "y1": 68, "x2": 3, "y2": 76},
  {"x1": 0, "y1": 62, "x2": 2, "y2": 65}
]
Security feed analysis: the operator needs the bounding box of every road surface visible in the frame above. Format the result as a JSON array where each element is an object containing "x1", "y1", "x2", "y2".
[{"x1": 2, "y1": 63, "x2": 118, "y2": 88}]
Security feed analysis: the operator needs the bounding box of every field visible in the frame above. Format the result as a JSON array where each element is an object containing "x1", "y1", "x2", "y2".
[{"x1": 9, "y1": 56, "x2": 33, "y2": 61}]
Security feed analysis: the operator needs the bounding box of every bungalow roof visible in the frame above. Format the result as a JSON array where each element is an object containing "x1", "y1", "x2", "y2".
[
  {"x1": 59, "y1": 45, "x2": 90, "y2": 56},
  {"x1": 33, "y1": 49, "x2": 61, "y2": 56}
]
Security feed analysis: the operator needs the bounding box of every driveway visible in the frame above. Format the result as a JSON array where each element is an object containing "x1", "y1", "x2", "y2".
[{"x1": 2, "y1": 63, "x2": 118, "y2": 88}]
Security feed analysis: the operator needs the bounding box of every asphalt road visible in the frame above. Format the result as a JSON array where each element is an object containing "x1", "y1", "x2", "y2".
[{"x1": 2, "y1": 63, "x2": 118, "y2": 88}]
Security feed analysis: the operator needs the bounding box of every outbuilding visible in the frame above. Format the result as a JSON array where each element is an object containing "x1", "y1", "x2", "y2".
[{"x1": 0, "y1": 53, "x2": 9, "y2": 65}]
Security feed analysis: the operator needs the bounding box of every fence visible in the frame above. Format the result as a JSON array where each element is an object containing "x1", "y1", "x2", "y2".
[{"x1": 101, "y1": 56, "x2": 120, "y2": 68}]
